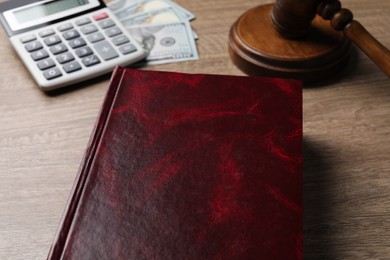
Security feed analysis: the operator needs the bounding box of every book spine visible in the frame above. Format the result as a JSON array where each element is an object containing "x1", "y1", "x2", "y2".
[{"x1": 47, "y1": 67, "x2": 126, "y2": 260}]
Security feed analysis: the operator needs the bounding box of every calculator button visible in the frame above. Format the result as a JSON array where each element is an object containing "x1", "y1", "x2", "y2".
[
  {"x1": 39, "y1": 29, "x2": 55, "y2": 38},
  {"x1": 50, "y1": 43, "x2": 68, "y2": 55},
  {"x1": 81, "y1": 24, "x2": 98, "y2": 35},
  {"x1": 25, "y1": 41, "x2": 43, "y2": 52},
  {"x1": 82, "y1": 55, "x2": 101, "y2": 67},
  {"x1": 75, "y1": 17, "x2": 92, "y2": 26},
  {"x1": 105, "y1": 26, "x2": 122, "y2": 37},
  {"x1": 98, "y1": 19, "x2": 115, "y2": 29},
  {"x1": 63, "y1": 61, "x2": 82, "y2": 73},
  {"x1": 57, "y1": 23, "x2": 74, "y2": 32},
  {"x1": 20, "y1": 34, "x2": 37, "y2": 43},
  {"x1": 93, "y1": 12, "x2": 109, "y2": 21},
  {"x1": 93, "y1": 41, "x2": 119, "y2": 60},
  {"x1": 31, "y1": 49, "x2": 49, "y2": 61},
  {"x1": 56, "y1": 52, "x2": 75, "y2": 64},
  {"x1": 119, "y1": 43, "x2": 137, "y2": 55},
  {"x1": 69, "y1": 38, "x2": 86, "y2": 49},
  {"x1": 112, "y1": 35, "x2": 129, "y2": 46},
  {"x1": 44, "y1": 35, "x2": 62, "y2": 46},
  {"x1": 37, "y1": 58, "x2": 55, "y2": 70},
  {"x1": 43, "y1": 67, "x2": 62, "y2": 80},
  {"x1": 63, "y1": 30, "x2": 80, "y2": 40},
  {"x1": 87, "y1": 32, "x2": 105, "y2": 43},
  {"x1": 75, "y1": 46, "x2": 93, "y2": 58}
]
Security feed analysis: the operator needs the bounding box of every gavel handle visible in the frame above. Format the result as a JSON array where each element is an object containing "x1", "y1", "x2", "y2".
[
  {"x1": 318, "y1": 2, "x2": 390, "y2": 78},
  {"x1": 345, "y1": 20, "x2": 390, "y2": 78}
]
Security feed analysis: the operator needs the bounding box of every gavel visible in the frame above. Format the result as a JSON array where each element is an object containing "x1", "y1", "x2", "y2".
[{"x1": 229, "y1": 0, "x2": 390, "y2": 81}]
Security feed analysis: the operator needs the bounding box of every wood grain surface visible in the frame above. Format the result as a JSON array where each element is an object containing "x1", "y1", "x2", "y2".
[{"x1": 0, "y1": 0, "x2": 389, "y2": 259}]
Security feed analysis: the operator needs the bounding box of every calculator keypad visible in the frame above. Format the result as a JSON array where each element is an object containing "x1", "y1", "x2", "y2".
[
  {"x1": 57, "y1": 23, "x2": 74, "y2": 32},
  {"x1": 44, "y1": 35, "x2": 61, "y2": 46},
  {"x1": 82, "y1": 55, "x2": 100, "y2": 67},
  {"x1": 43, "y1": 68, "x2": 62, "y2": 80},
  {"x1": 119, "y1": 44, "x2": 137, "y2": 55},
  {"x1": 20, "y1": 34, "x2": 37, "y2": 43},
  {"x1": 105, "y1": 26, "x2": 122, "y2": 37},
  {"x1": 17, "y1": 10, "x2": 142, "y2": 85},
  {"x1": 31, "y1": 49, "x2": 49, "y2": 61},
  {"x1": 56, "y1": 52, "x2": 75, "y2": 64},
  {"x1": 87, "y1": 32, "x2": 105, "y2": 43},
  {"x1": 37, "y1": 59, "x2": 56, "y2": 70},
  {"x1": 50, "y1": 43, "x2": 68, "y2": 55},
  {"x1": 63, "y1": 30, "x2": 80, "y2": 40},
  {"x1": 39, "y1": 29, "x2": 55, "y2": 38},
  {"x1": 25, "y1": 41, "x2": 42, "y2": 52},
  {"x1": 63, "y1": 61, "x2": 82, "y2": 73},
  {"x1": 94, "y1": 41, "x2": 118, "y2": 61},
  {"x1": 69, "y1": 38, "x2": 87, "y2": 49},
  {"x1": 75, "y1": 46, "x2": 93, "y2": 58},
  {"x1": 112, "y1": 35, "x2": 130, "y2": 46},
  {"x1": 81, "y1": 24, "x2": 98, "y2": 35},
  {"x1": 98, "y1": 19, "x2": 115, "y2": 29},
  {"x1": 75, "y1": 17, "x2": 92, "y2": 26}
]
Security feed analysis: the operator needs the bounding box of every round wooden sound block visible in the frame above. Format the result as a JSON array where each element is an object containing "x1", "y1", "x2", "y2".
[{"x1": 228, "y1": 4, "x2": 351, "y2": 82}]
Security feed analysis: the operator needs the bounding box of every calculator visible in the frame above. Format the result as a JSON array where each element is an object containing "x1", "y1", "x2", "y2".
[{"x1": 0, "y1": 0, "x2": 146, "y2": 91}]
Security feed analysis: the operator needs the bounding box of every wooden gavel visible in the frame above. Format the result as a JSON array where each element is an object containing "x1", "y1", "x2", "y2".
[
  {"x1": 229, "y1": 0, "x2": 390, "y2": 81},
  {"x1": 273, "y1": 0, "x2": 390, "y2": 78}
]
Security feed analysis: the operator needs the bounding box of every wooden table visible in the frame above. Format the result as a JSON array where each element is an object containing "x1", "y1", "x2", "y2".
[{"x1": 0, "y1": 0, "x2": 389, "y2": 259}]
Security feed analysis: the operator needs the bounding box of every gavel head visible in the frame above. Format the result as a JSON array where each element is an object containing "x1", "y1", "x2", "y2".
[{"x1": 271, "y1": 0, "x2": 322, "y2": 38}]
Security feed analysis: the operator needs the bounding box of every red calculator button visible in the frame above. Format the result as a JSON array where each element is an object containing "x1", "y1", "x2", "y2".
[{"x1": 93, "y1": 12, "x2": 109, "y2": 21}]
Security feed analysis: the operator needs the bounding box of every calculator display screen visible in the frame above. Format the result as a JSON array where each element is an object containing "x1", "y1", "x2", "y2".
[{"x1": 14, "y1": 0, "x2": 89, "y2": 24}]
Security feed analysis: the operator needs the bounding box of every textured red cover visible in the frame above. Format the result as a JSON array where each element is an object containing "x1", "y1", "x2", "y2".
[{"x1": 48, "y1": 67, "x2": 302, "y2": 259}]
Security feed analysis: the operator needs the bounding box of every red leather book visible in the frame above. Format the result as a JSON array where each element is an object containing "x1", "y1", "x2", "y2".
[{"x1": 48, "y1": 67, "x2": 302, "y2": 259}]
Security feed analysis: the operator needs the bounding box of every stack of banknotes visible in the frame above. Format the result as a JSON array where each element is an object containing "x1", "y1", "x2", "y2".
[{"x1": 108, "y1": 0, "x2": 199, "y2": 65}]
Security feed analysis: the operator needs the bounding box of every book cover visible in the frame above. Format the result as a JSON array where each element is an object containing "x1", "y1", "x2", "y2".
[{"x1": 48, "y1": 67, "x2": 302, "y2": 259}]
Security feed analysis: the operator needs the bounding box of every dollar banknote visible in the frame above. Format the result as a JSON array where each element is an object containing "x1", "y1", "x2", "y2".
[
  {"x1": 127, "y1": 22, "x2": 199, "y2": 65},
  {"x1": 108, "y1": 0, "x2": 199, "y2": 64},
  {"x1": 120, "y1": 7, "x2": 184, "y2": 26},
  {"x1": 108, "y1": 0, "x2": 195, "y2": 21}
]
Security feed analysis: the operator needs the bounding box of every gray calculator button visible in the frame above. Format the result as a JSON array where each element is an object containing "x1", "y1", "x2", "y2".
[
  {"x1": 25, "y1": 41, "x2": 42, "y2": 52},
  {"x1": 63, "y1": 61, "x2": 82, "y2": 73},
  {"x1": 50, "y1": 43, "x2": 68, "y2": 55},
  {"x1": 81, "y1": 24, "x2": 98, "y2": 35},
  {"x1": 44, "y1": 35, "x2": 61, "y2": 46},
  {"x1": 112, "y1": 35, "x2": 129, "y2": 46},
  {"x1": 75, "y1": 17, "x2": 91, "y2": 26},
  {"x1": 31, "y1": 49, "x2": 49, "y2": 61},
  {"x1": 105, "y1": 26, "x2": 122, "y2": 37},
  {"x1": 20, "y1": 34, "x2": 36, "y2": 43},
  {"x1": 93, "y1": 41, "x2": 119, "y2": 60},
  {"x1": 69, "y1": 38, "x2": 86, "y2": 49},
  {"x1": 63, "y1": 29, "x2": 80, "y2": 40},
  {"x1": 57, "y1": 23, "x2": 74, "y2": 32},
  {"x1": 39, "y1": 28, "x2": 55, "y2": 38},
  {"x1": 75, "y1": 46, "x2": 93, "y2": 58},
  {"x1": 43, "y1": 67, "x2": 62, "y2": 80},
  {"x1": 56, "y1": 52, "x2": 75, "y2": 64},
  {"x1": 87, "y1": 32, "x2": 105, "y2": 43},
  {"x1": 98, "y1": 18, "x2": 115, "y2": 29},
  {"x1": 82, "y1": 55, "x2": 100, "y2": 67},
  {"x1": 119, "y1": 43, "x2": 137, "y2": 55},
  {"x1": 37, "y1": 58, "x2": 55, "y2": 70}
]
